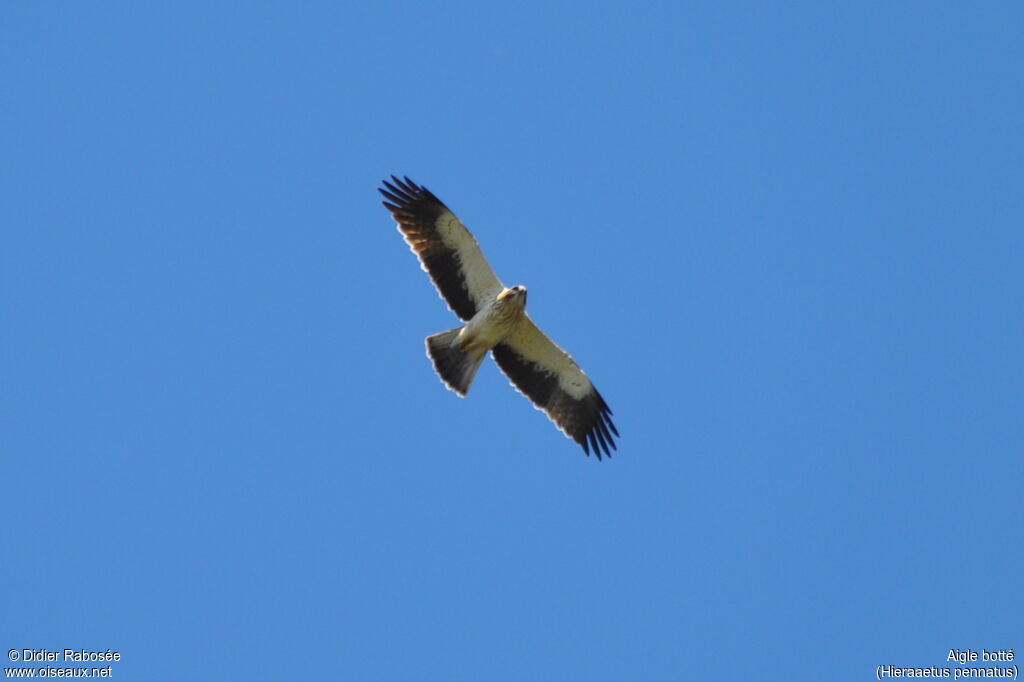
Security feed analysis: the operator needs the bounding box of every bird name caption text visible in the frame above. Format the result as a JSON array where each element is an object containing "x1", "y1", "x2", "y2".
[{"x1": 876, "y1": 649, "x2": 1017, "y2": 679}]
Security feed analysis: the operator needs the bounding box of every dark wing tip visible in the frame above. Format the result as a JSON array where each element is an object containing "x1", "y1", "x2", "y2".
[
  {"x1": 578, "y1": 397, "x2": 617, "y2": 460},
  {"x1": 562, "y1": 391, "x2": 621, "y2": 460},
  {"x1": 378, "y1": 176, "x2": 446, "y2": 211}
]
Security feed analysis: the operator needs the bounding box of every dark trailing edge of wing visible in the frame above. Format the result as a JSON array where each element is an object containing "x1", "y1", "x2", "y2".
[
  {"x1": 379, "y1": 176, "x2": 478, "y2": 321},
  {"x1": 492, "y1": 343, "x2": 619, "y2": 460}
]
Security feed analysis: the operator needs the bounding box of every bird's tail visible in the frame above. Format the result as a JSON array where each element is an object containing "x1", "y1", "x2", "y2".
[{"x1": 425, "y1": 326, "x2": 487, "y2": 397}]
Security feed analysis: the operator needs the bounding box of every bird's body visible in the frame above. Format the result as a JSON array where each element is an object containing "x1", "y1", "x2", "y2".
[
  {"x1": 379, "y1": 176, "x2": 619, "y2": 458},
  {"x1": 459, "y1": 286, "x2": 526, "y2": 350}
]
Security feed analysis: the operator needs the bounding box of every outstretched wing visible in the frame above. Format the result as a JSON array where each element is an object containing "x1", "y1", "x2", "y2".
[
  {"x1": 379, "y1": 176, "x2": 504, "y2": 321},
  {"x1": 492, "y1": 316, "x2": 618, "y2": 459}
]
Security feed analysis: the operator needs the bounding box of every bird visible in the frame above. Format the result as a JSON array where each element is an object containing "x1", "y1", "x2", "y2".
[{"x1": 378, "y1": 176, "x2": 619, "y2": 459}]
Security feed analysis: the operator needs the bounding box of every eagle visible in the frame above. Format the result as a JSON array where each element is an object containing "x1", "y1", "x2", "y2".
[{"x1": 379, "y1": 176, "x2": 619, "y2": 459}]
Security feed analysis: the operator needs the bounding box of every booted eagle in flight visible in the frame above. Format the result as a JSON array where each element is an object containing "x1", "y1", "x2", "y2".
[{"x1": 379, "y1": 176, "x2": 619, "y2": 459}]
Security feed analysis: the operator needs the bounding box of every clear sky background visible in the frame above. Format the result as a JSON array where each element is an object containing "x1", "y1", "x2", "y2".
[{"x1": 3, "y1": 3, "x2": 1021, "y2": 680}]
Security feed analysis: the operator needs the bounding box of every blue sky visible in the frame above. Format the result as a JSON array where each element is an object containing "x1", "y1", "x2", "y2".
[{"x1": 3, "y1": 2, "x2": 1021, "y2": 680}]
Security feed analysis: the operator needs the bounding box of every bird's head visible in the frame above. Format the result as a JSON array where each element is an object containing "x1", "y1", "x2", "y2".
[{"x1": 498, "y1": 285, "x2": 528, "y2": 308}]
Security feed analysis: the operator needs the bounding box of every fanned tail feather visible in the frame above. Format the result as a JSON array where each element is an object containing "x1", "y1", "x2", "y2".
[{"x1": 425, "y1": 327, "x2": 486, "y2": 397}]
